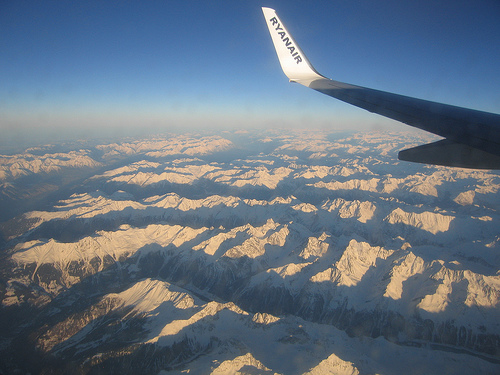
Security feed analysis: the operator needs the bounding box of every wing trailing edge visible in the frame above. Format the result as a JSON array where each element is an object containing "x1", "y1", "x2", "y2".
[
  {"x1": 262, "y1": 7, "x2": 500, "y2": 169},
  {"x1": 399, "y1": 140, "x2": 500, "y2": 169}
]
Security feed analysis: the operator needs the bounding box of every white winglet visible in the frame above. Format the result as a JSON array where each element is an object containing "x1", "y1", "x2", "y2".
[{"x1": 262, "y1": 7, "x2": 324, "y2": 84}]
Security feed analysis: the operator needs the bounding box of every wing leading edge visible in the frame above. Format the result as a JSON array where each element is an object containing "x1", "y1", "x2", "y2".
[{"x1": 262, "y1": 7, "x2": 500, "y2": 169}]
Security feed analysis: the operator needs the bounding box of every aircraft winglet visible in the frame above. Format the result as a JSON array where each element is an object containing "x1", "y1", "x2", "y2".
[{"x1": 262, "y1": 7, "x2": 324, "y2": 84}]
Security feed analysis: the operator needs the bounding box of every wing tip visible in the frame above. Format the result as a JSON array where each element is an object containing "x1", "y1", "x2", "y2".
[{"x1": 262, "y1": 7, "x2": 323, "y2": 83}]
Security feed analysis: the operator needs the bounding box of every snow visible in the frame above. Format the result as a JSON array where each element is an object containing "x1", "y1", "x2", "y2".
[
  {"x1": 311, "y1": 178, "x2": 381, "y2": 193},
  {"x1": 252, "y1": 312, "x2": 280, "y2": 325},
  {"x1": 334, "y1": 240, "x2": 393, "y2": 287},
  {"x1": 11, "y1": 224, "x2": 208, "y2": 292},
  {"x1": 454, "y1": 190, "x2": 476, "y2": 205},
  {"x1": 322, "y1": 198, "x2": 376, "y2": 223},
  {"x1": 303, "y1": 353, "x2": 359, "y2": 375},
  {"x1": 299, "y1": 233, "x2": 331, "y2": 260},
  {"x1": 385, "y1": 207, "x2": 454, "y2": 234},
  {"x1": 384, "y1": 251, "x2": 426, "y2": 300},
  {"x1": 210, "y1": 353, "x2": 277, "y2": 374},
  {"x1": 309, "y1": 239, "x2": 393, "y2": 287},
  {"x1": 95, "y1": 135, "x2": 233, "y2": 159},
  {"x1": 12, "y1": 224, "x2": 204, "y2": 266},
  {"x1": 149, "y1": 301, "x2": 246, "y2": 342},
  {"x1": 204, "y1": 166, "x2": 292, "y2": 189},
  {"x1": 100, "y1": 280, "x2": 500, "y2": 374},
  {"x1": 0, "y1": 150, "x2": 100, "y2": 181},
  {"x1": 417, "y1": 267, "x2": 500, "y2": 316},
  {"x1": 3, "y1": 130, "x2": 500, "y2": 374},
  {"x1": 99, "y1": 162, "x2": 223, "y2": 186},
  {"x1": 114, "y1": 279, "x2": 196, "y2": 313},
  {"x1": 269, "y1": 262, "x2": 311, "y2": 279}
]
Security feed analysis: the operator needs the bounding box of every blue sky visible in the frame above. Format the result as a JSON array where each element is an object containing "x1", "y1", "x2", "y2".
[{"x1": 1, "y1": 0, "x2": 500, "y2": 147}]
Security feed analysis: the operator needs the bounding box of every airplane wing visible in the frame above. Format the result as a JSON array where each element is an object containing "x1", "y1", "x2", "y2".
[{"x1": 262, "y1": 7, "x2": 500, "y2": 169}]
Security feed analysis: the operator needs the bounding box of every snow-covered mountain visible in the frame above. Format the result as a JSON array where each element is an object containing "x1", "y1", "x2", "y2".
[{"x1": 1, "y1": 129, "x2": 499, "y2": 374}]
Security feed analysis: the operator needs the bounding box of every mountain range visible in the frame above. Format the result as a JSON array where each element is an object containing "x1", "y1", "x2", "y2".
[{"x1": 1, "y1": 129, "x2": 499, "y2": 374}]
